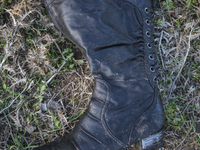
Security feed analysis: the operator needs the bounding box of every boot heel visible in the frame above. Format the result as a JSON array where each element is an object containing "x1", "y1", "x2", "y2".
[{"x1": 140, "y1": 130, "x2": 164, "y2": 150}]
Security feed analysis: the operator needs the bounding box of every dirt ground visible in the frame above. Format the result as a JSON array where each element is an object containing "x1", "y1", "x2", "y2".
[{"x1": 0, "y1": 0, "x2": 200, "y2": 150}]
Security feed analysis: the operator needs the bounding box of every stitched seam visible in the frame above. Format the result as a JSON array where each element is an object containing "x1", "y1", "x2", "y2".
[
  {"x1": 128, "y1": 2, "x2": 157, "y2": 144},
  {"x1": 103, "y1": 94, "x2": 129, "y2": 147},
  {"x1": 128, "y1": 89, "x2": 161, "y2": 145},
  {"x1": 93, "y1": 97, "x2": 105, "y2": 104},
  {"x1": 98, "y1": 79, "x2": 127, "y2": 147},
  {"x1": 128, "y1": 90, "x2": 155, "y2": 144},
  {"x1": 144, "y1": 92, "x2": 164, "y2": 130},
  {"x1": 67, "y1": 134, "x2": 80, "y2": 150},
  {"x1": 80, "y1": 127, "x2": 103, "y2": 145},
  {"x1": 86, "y1": 111, "x2": 101, "y2": 122},
  {"x1": 71, "y1": 140, "x2": 80, "y2": 150}
]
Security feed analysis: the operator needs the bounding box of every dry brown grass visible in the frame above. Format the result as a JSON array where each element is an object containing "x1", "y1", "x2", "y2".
[
  {"x1": 0, "y1": 0, "x2": 93, "y2": 149},
  {"x1": 154, "y1": 0, "x2": 200, "y2": 149},
  {"x1": 0, "y1": 0, "x2": 200, "y2": 150}
]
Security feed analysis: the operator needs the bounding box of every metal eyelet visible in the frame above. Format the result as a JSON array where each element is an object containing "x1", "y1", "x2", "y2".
[
  {"x1": 145, "y1": 7, "x2": 149, "y2": 13},
  {"x1": 147, "y1": 43, "x2": 152, "y2": 48},
  {"x1": 153, "y1": 76, "x2": 157, "y2": 82},
  {"x1": 145, "y1": 19, "x2": 150, "y2": 25},
  {"x1": 146, "y1": 31, "x2": 150, "y2": 37},
  {"x1": 149, "y1": 54, "x2": 154, "y2": 60},
  {"x1": 150, "y1": 66, "x2": 155, "y2": 72}
]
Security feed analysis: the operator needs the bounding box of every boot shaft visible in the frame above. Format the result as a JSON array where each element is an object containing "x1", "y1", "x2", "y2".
[
  {"x1": 43, "y1": 0, "x2": 158, "y2": 84},
  {"x1": 37, "y1": 0, "x2": 165, "y2": 149}
]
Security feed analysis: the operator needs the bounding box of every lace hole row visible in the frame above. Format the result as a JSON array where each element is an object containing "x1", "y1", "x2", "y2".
[
  {"x1": 150, "y1": 66, "x2": 155, "y2": 72},
  {"x1": 146, "y1": 31, "x2": 150, "y2": 37},
  {"x1": 153, "y1": 76, "x2": 157, "y2": 82},
  {"x1": 145, "y1": 19, "x2": 150, "y2": 25},
  {"x1": 145, "y1": 7, "x2": 149, "y2": 13},
  {"x1": 145, "y1": 7, "x2": 156, "y2": 82},
  {"x1": 149, "y1": 54, "x2": 154, "y2": 60},
  {"x1": 147, "y1": 43, "x2": 152, "y2": 48}
]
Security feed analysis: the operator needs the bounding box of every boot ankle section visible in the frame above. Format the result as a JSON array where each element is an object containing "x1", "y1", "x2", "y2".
[
  {"x1": 129, "y1": 90, "x2": 165, "y2": 145},
  {"x1": 70, "y1": 79, "x2": 127, "y2": 149}
]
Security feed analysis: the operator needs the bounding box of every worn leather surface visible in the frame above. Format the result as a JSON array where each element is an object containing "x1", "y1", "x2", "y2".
[{"x1": 35, "y1": 0, "x2": 165, "y2": 149}]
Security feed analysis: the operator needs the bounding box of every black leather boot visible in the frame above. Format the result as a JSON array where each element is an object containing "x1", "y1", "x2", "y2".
[{"x1": 35, "y1": 0, "x2": 165, "y2": 149}]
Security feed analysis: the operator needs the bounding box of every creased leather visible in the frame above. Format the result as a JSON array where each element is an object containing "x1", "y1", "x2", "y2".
[{"x1": 35, "y1": 0, "x2": 165, "y2": 149}]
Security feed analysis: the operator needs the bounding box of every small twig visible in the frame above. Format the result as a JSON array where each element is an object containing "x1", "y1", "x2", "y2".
[
  {"x1": 19, "y1": 10, "x2": 42, "y2": 22},
  {"x1": 175, "y1": 35, "x2": 183, "y2": 58},
  {"x1": 159, "y1": 30, "x2": 166, "y2": 70},
  {"x1": 54, "y1": 82, "x2": 73, "y2": 98},
  {"x1": 54, "y1": 41, "x2": 66, "y2": 60},
  {"x1": 16, "y1": 109, "x2": 21, "y2": 128},
  {"x1": 45, "y1": 59, "x2": 66, "y2": 86},
  {"x1": 5, "y1": 9, "x2": 17, "y2": 27},
  {"x1": 39, "y1": 130, "x2": 45, "y2": 144},
  {"x1": 22, "y1": 28, "x2": 26, "y2": 50},
  {"x1": 45, "y1": 42, "x2": 68, "y2": 86},
  {"x1": 0, "y1": 82, "x2": 28, "y2": 114}
]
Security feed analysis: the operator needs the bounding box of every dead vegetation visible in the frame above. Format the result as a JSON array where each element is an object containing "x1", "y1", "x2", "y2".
[
  {"x1": 0, "y1": 0, "x2": 93, "y2": 149},
  {"x1": 0, "y1": 0, "x2": 200, "y2": 150},
  {"x1": 154, "y1": 0, "x2": 200, "y2": 149}
]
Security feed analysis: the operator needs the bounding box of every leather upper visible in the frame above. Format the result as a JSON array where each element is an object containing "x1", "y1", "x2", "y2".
[
  {"x1": 36, "y1": 0, "x2": 165, "y2": 149},
  {"x1": 43, "y1": 0, "x2": 159, "y2": 84}
]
